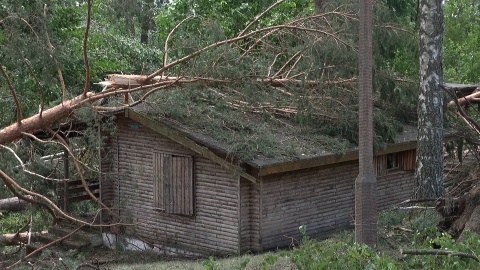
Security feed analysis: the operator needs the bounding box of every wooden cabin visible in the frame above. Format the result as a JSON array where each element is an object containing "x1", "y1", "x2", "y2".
[{"x1": 99, "y1": 107, "x2": 420, "y2": 256}]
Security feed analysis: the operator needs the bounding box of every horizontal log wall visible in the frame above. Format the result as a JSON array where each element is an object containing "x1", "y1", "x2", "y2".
[
  {"x1": 377, "y1": 169, "x2": 414, "y2": 211},
  {"x1": 260, "y1": 158, "x2": 414, "y2": 250},
  {"x1": 104, "y1": 115, "x2": 239, "y2": 255}
]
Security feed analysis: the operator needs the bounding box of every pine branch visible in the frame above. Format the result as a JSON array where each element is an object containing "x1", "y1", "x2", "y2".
[
  {"x1": 0, "y1": 65, "x2": 22, "y2": 124},
  {"x1": 82, "y1": 0, "x2": 92, "y2": 98},
  {"x1": 401, "y1": 249, "x2": 480, "y2": 262}
]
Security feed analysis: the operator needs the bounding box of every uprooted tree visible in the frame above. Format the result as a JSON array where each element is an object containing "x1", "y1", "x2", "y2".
[{"x1": 436, "y1": 84, "x2": 480, "y2": 239}]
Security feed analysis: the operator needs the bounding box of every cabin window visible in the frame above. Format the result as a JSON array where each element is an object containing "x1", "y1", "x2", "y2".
[
  {"x1": 153, "y1": 152, "x2": 194, "y2": 215},
  {"x1": 386, "y1": 153, "x2": 399, "y2": 170},
  {"x1": 374, "y1": 150, "x2": 416, "y2": 177}
]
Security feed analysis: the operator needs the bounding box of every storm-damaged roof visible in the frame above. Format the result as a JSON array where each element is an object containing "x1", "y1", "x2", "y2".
[
  {"x1": 116, "y1": 106, "x2": 431, "y2": 177},
  {"x1": 103, "y1": 82, "x2": 468, "y2": 177}
]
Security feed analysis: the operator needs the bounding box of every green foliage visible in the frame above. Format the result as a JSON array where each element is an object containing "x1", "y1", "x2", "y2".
[
  {"x1": 202, "y1": 256, "x2": 221, "y2": 270},
  {"x1": 444, "y1": 0, "x2": 480, "y2": 83},
  {"x1": 155, "y1": 0, "x2": 314, "y2": 41},
  {"x1": 260, "y1": 225, "x2": 400, "y2": 270},
  {"x1": 0, "y1": 208, "x2": 51, "y2": 234}
]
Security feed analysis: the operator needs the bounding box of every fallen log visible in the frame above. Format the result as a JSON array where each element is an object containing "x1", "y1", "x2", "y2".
[
  {"x1": 0, "y1": 231, "x2": 47, "y2": 246},
  {"x1": 0, "y1": 196, "x2": 33, "y2": 212}
]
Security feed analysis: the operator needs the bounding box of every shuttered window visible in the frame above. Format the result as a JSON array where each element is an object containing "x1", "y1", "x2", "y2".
[
  {"x1": 374, "y1": 149, "x2": 416, "y2": 177},
  {"x1": 153, "y1": 152, "x2": 194, "y2": 215}
]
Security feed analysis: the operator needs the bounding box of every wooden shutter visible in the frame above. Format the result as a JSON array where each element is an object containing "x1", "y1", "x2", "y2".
[
  {"x1": 399, "y1": 149, "x2": 416, "y2": 171},
  {"x1": 154, "y1": 153, "x2": 194, "y2": 215},
  {"x1": 374, "y1": 155, "x2": 387, "y2": 177}
]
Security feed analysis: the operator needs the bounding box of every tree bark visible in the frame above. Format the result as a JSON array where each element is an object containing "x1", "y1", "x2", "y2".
[
  {"x1": 415, "y1": 0, "x2": 444, "y2": 199},
  {"x1": 0, "y1": 93, "x2": 95, "y2": 146},
  {"x1": 0, "y1": 231, "x2": 47, "y2": 246},
  {"x1": 0, "y1": 196, "x2": 32, "y2": 211}
]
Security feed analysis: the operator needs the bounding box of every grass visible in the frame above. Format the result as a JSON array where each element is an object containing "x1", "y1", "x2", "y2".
[{"x1": 3, "y1": 208, "x2": 480, "y2": 270}]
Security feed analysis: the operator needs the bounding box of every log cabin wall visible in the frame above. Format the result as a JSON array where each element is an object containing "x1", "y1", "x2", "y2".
[
  {"x1": 100, "y1": 114, "x2": 416, "y2": 254},
  {"x1": 259, "y1": 158, "x2": 414, "y2": 250},
  {"x1": 259, "y1": 161, "x2": 357, "y2": 250},
  {"x1": 239, "y1": 178, "x2": 261, "y2": 253},
  {"x1": 101, "y1": 115, "x2": 240, "y2": 255}
]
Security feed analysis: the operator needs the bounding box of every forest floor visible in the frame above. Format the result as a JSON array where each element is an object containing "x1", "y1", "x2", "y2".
[{"x1": 4, "y1": 206, "x2": 480, "y2": 269}]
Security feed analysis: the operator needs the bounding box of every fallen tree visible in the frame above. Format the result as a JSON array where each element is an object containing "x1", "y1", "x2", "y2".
[
  {"x1": 0, "y1": 231, "x2": 48, "y2": 246},
  {"x1": 0, "y1": 0, "x2": 421, "y2": 267},
  {"x1": 436, "y1": 84, "x2": 480, "y2": 239},
  {"x1": 0, "y1": 196, "x2": 32, "y2": 212}
]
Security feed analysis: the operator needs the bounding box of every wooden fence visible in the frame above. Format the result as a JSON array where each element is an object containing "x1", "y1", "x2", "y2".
[{"x1": 57, "y1": 178, "x2": 99, "y2": 210}]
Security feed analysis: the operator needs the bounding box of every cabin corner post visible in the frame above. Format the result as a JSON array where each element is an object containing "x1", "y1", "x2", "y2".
[
  {"x1": 356, "y1": 0, "x2": 377, "y2": 246},
  {"x1": 237, "y1": 175, "x2": 242, "y2": 255}
]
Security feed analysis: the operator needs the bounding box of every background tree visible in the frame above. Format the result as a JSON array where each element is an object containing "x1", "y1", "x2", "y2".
[
  {"x1": 414, "y1": 0, "x2": 444, "y2": 199},
  {"x1": 443, "y1": 0, "x2": 480, "y2": 83}
]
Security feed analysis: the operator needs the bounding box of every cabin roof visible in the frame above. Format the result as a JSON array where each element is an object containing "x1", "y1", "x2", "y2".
[
  {"x1": 112, "y1": 106, "x2": 460, "y2": 177},
  {"x1": 106, "y1": 83, "x2": 471, "y2": 176}
]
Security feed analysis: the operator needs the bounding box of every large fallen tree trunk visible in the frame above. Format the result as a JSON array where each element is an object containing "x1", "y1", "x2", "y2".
[
  {"x1": 0, "y1": 93, "x2": 96, "y2": 146},
  {"x1": 0, "y1": 231, "x2": 47, "y2": 246},
  {"x1": 0, "y1": 196, "x2": 32, "y2": 212},
  {"x1": 101, "y1": 74, "x2": 357, "y2": 90}
]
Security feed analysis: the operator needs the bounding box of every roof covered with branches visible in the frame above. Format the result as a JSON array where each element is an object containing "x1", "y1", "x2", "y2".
[{"x1": 95, "y1": 3, "x2": 427, "y2": 167}]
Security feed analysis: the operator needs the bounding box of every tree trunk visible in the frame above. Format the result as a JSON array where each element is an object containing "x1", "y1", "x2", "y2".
[
  {"x1": 0, "y1": 231, "x2": 47, "y2": 246},
  {"x1": 0, "y1": 93, "x2": 95, "y2": 146},
  {"x1": 415, "y1": 0, "x2": 444, "y2": 199},
  {"x1": 140, "y1": 0, "x2": 154, "y2": 44},
  {"x1": 0, "y1": 196, "x2": 32, "y2": 211}
]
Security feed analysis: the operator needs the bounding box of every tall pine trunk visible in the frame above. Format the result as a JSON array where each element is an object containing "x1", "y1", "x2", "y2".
[{"x1": 415, "y1": 0, "x2": 444, "y2": 199}]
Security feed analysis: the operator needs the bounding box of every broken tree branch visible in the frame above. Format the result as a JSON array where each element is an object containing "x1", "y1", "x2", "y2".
[
  {"x1": 7, "y1": 226, "x2": 84, "y2": 270},
  {"x1": 0, "y1": 65, "x2": 22, "y2": 124},
  {"x1": 82, "y1": 0, "x2": 92, "y2": 98},
  {"x1": 163, "y1": 16, "x2": 195, "y2": 76},
  {"x1": 0, "y1": 231, "x2": 48, "y2": 246},
  {"x1": 101, "y1": 74, "x2": 356, "y2": 90},
  {"x1": 146, "y1": 16, "x2": 354, "y2": 80},
  {"x1": 237, "y1": 0, "x2": 286, "y2": 38},
  {"x1": 401, "y1": 249, "x2": 480, "y2": 262},
  {"x1": 0, "y1": 92, "x2": 95, "y2": 146},
  {"x1": 47, "y1": 127, "x2": 113, "y2": 214}
]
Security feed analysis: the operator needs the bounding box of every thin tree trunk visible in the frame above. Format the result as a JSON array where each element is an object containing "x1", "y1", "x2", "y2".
[
  {"x1": 415, "y1": 0, "x2": 444, "y2": 199},
  {"x1": 140, "y1": 0, "x2": 154, "y2": 44}
]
